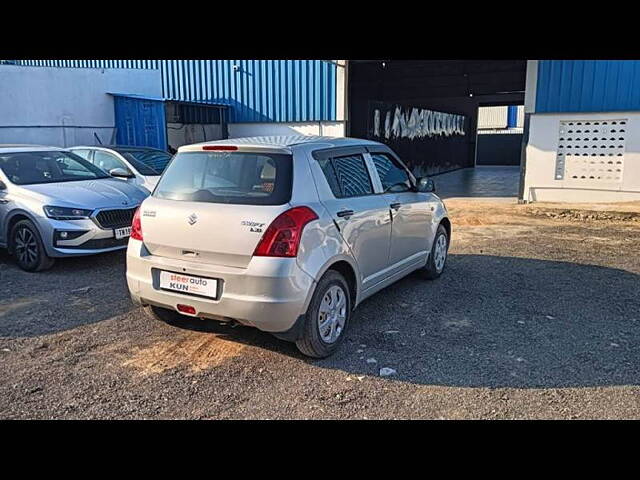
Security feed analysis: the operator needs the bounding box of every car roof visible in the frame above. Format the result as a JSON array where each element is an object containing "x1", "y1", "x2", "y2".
[
  {"x1": 70, "y1": 145, "x2": 166, "y2": 152},
  {"x1": 0, "y1": 145, "x2": 67, "y2": 154},
  {"x1": 179, "y1": 135, "x2": 381, "y2": 154}
]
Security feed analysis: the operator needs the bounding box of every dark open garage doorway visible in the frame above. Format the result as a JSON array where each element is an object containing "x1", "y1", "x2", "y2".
[{"x1": 347, "y1": 60, "x2": 526, "y2": 181}]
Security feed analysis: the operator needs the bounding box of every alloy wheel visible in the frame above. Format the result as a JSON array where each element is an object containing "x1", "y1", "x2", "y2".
[
  {"x1": 433, "y1": 233, "x2": 447, "y2": 272},
  {"x1": 317, "y1": 285, "x2": 347, "y2": 344},
  {"x1": 15, "y1": 227, "x2": 38, "y2": 267}
]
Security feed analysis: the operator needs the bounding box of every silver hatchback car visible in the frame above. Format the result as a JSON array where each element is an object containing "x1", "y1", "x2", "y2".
[
  {"x1": 126, "y1": 136, "x2": 451, "y2": 358},
  {"x1": 0, "y1": 146, "x2": 149, "y2": 271}
]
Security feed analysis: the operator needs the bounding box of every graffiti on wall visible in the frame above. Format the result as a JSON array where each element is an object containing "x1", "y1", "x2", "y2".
[{"x1": 371, "y1": 105, "x2": 466, "y2": 140}]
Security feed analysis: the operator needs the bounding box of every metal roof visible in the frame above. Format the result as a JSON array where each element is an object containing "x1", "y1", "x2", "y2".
[
  {"x1": 107, "y1": 93, "x2": 165, "y2": 102},
  {"x1": 70, "y1": 145, "x2": 168, "y2": 152},
  {"x1": 108, "y1": 93, "x2": 229, "y2": 108},
  {"x1": 14, "y1": 60, "x2": 161, "y2": 70}
]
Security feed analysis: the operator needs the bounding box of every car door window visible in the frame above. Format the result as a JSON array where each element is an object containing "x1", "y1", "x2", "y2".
[
  {"x1": 0, "y1": 151, "x2": 110, "y2": 184},
  {"x1": 317, "y1": 158, "x2": 342, "y2": 197},
  {"x1": 371, "y1": 153, "x2": 412, "y2": 193},
  {"x1": 71, "y1": 149, "x2": 92, "y2": 161},
  {"x1": 93, "y1": 151, "x2": 127, "y2": 173},
  {"x1": 318, "y1": 154, "x2": 373, "y2": 198}
]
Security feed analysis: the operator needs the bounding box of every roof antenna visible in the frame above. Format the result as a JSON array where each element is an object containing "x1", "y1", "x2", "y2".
[{"x1": 94, "y1": 132, "x2": 103, "y2": 145}]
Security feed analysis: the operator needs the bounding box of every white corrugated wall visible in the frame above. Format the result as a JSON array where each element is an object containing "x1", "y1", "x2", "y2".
[
  {"x1": 478, "y1": 106, "x2": 524, "y2": 130},
  {"x1": 477, "y1": 106, "x2": 508, "y2": 129}
]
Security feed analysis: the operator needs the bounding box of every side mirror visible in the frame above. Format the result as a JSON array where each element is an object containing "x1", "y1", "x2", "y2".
[
  {"x1": 0, "y1": 180, "x2": 7, "y2": 190},
  {"x1": 416, "y1": 177, "x2": 436, "y2": 193},
  {"x1": 109, "y1": 167, "x2": 134, "y2": 179}
]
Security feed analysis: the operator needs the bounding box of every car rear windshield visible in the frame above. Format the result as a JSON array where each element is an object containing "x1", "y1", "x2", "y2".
[
  {"x1": 153, "y1": 151, "x2": 292, "y2": 205},
  {"x1": 0, "y1": 151, "x2": 111, "y2": 185},
  {"x1": 116, "y1": 149, "x2": 173, "y2": 175}
]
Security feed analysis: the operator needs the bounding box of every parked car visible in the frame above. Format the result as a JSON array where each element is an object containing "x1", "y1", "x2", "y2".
[
  {"x1": 0, "y1": 146, "x2": 148, "y2": 271},
  {"x1": 126, "y1": 136, "x2": 451, "y2": 358},
  {"x1": 68, "y1": 145, "x2": 173, "y2": 193}
]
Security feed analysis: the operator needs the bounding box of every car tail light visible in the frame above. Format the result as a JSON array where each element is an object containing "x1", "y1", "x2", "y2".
[
  {"x1": 177, "y1": 304, "x2": 196, "y2": 315},
  {"x1": 253, "y1": 206, "x2": 318, "y2": 258},
  {"x1": 202, "y1": 145, "x2": 238, "y2": 151},
  {"x1": 131, "y1": 207, "x2": 143, "y2": 241}
]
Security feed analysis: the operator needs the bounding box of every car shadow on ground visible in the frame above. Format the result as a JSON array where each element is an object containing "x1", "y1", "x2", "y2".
[
  {"x1": 169, "y1": 253, "x2": 640, "y2": 389},
  {"x1": 0, "y1": 249, "x2": 131, "y2": 338}
]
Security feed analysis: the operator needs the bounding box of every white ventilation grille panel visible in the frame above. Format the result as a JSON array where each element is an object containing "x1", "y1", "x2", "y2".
[{"x1": 555, "y1": 119, "x2": 626, "y2": 186}]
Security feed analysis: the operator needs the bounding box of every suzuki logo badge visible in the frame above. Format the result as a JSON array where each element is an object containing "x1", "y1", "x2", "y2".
[{"x1": 188, "y1": 213, "x2": 198, "y2": 225}]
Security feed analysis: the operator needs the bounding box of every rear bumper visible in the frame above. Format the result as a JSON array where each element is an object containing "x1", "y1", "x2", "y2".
[{"x1": 126, "y1": 239, "x2": 316, "y2": 333}]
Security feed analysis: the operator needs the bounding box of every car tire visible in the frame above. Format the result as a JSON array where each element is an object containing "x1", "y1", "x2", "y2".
[
  {"x1": 143, "y1": 304, "x2": 184, "y2": 325},
  {"x1": 421, "y1": 223, "x2": 448, "y2": 280},
  {"x1": 296, "y1": 270, "x2": 351, "y2": 359},
  {"x1": 11, "y1": 220, "x2": 55, "y2": 272}
]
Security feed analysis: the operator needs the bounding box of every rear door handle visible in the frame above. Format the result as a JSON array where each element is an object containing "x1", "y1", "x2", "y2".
[
  {"x1": 390, "y1": 202, "x2": 401, "y2": 210},
  {"x1": 0, "y1": 199, "x2": 9, "y2": 205},
  {"x1": 336, "y1": 209, "x2": 354, "y2": 218}
]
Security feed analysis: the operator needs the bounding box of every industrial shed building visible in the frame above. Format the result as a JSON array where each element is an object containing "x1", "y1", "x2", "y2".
[
  {"x1": 0, "y1": 60, "x2": 345, "y2": 151},
  {"x1": 2, "y1": 59, "x2": 640, "y2": 203},
  {"x1": 521, "y1": 60, "x2": 640, "y2": 203}
]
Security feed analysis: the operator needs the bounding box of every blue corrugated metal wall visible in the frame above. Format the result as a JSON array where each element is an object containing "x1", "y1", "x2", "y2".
[
  {"x1": 15, "y1": 59, "x2": 161, "y2": 69},
  {"x1": 160, "y1": 60, "x2": 336, "y2": 123},
  {"x1": 507, "y1": 105, "x2": 518, "y2": 128},
  {"x1": 113, "y1": 96, "x2": 167, "y2": 150},
  {"x1": 536, "y1": 60, "x2": 640, "y2": 113},
  {"x1": 13, "y1": 59, "x2": 337, "y2": 123}
]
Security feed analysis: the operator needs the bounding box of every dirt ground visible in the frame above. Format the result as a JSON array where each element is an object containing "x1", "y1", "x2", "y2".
[{"x1": 1, "y1": 199, "x2": 639, "y2": 419}]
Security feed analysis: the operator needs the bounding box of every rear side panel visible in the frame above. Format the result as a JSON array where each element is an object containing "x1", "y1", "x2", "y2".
[{"x1": 302, "y1": 144, "x2": 393, "y2": 296}]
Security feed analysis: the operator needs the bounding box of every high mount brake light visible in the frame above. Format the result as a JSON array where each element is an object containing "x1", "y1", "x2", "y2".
[
  {"x1": 202, "y1": 145, "x2": 238, "y2": 151},
  {"x1": 131, "y1": 207, "x2": 143, "y2": 241},
  {"x1": 253, "y1": 206, "x2": 318, "y2": 258}
]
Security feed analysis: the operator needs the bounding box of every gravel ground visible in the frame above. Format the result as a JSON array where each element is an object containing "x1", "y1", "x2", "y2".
[{"x1": 1, "y1": 199, "x2": 639, "y2": 419}]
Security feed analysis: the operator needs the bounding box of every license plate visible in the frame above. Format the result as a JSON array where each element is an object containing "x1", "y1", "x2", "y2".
[
  {"x1": 115, "y1": 226, "x2": 131, "y2": 240},
  {"x1": 159, "y1": 271, "x2": 218, "y2": 299}
]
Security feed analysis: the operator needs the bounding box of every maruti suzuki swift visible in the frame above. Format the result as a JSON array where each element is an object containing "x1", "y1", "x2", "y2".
[{"x1": 126, "y1": 136, "x2": 451, "y2": 358}]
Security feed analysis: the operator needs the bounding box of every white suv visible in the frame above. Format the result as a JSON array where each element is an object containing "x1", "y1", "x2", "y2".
[{"x1": 126, "y1": 136, "x2": 451, "y2": 358}]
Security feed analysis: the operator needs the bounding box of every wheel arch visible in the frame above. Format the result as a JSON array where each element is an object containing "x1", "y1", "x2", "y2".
[
  {"x1": 326, "y1": 260, "x2": 358, "y2": 310},
  {"x1": 5, "y1": 210, "x2": 38, "y2": 253},
  {"x1": 302, "y1": 254, "x2": 361, "y2": 313},
  {"x1": 439, "y1": 216, "x2": 452, "y2": 246}
]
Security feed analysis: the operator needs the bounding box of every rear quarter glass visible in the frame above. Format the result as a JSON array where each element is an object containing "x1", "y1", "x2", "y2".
[{"x1": 153, "y1": 151, "x2": 292, "y2": 206}]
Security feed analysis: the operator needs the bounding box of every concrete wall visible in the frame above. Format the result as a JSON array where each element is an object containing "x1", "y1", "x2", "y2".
[
  {"x1": 0, "y1": 65, "x2": 162, "y2": 147},
  {"x1": 228, "y1": 121, "x2": 345, "y2": 138},
  {"x1": 522, "y1": 111, "x2": 640, "y2": 202}
]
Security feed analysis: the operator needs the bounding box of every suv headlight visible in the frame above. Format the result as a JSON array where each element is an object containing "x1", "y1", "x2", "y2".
[{"x1": 43, "y1": 206, "x2": 94, "y2": 220}]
